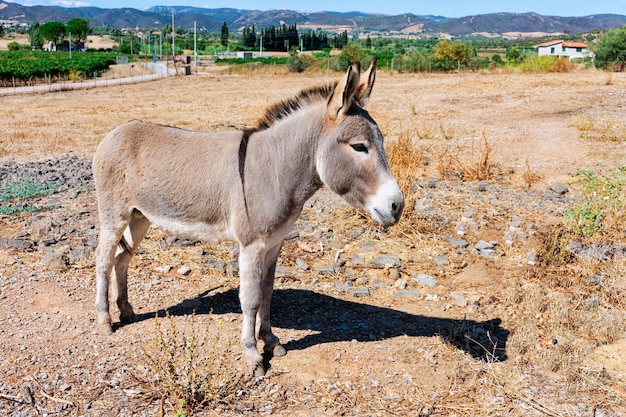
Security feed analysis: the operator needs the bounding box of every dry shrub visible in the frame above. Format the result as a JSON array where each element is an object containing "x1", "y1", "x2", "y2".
[
  {"x1": 386, "y1": 130, "x2": 425, "y2": 206},
  {"x1": 522, "y1": 158, "x2": 542, "y2": 188},
  {"x1": 549, "y1": 58, "x2": 575, "y2": 73},
  {"x1": 436, "y1": 134, "x2": 503, "y2": 181},
  {"x1": 139, "y1": 312, "x2": 248, "y2": 416}
]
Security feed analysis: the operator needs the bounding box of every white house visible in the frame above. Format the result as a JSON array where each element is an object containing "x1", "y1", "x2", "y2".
[{"x1": 536, "y1": 40, "x2": 594, "y2": 61}]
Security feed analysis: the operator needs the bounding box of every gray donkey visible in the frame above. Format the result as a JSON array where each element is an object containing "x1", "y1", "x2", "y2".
[{"x1": 92, "y1": 58, "x2": 404, "y2": 376}]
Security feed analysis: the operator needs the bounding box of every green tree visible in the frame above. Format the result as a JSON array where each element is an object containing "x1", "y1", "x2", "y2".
[
  {"x1": 66, "y1": 18, "x2": 89, "y2": 43},
  {"x1": 335, "y1": 42, "x2": 363, "y2": 71},
  {"x1": 220, "y1": 22, "x2": 229, "y2": 47},
  {"x1": 40, "y1": 21, "x2": 66, "y2": 45},
  {"x1": 593, "y1": 25, "x2": 626, "y2": 69},
  {"x1": 29, "y1": 22, "x2": 42, "y2": 49},
  {"x1": 433, "y1": 39, "x2": 473, "y2": 73}
]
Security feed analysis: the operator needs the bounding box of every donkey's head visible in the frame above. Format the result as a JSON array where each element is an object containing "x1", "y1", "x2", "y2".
[{"x1": 317, "y1": 58, "x2": 404, "y2": 226}]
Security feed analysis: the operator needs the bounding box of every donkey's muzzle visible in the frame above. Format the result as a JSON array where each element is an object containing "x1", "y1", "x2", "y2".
[{"x1": 369, "y1": 179, "x2": 404, "y2": 227}]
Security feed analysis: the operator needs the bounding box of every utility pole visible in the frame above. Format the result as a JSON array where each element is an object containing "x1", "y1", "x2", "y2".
[{"x1": 194, "y1": 21, "x2": 197, "y2": 74}]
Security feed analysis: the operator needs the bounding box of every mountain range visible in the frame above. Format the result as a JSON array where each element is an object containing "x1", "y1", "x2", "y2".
[{"x1": 1, "y1": 1, "x2": 625, "y2": 37}]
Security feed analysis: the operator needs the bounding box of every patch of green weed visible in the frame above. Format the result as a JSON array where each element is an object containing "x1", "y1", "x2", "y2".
[
  {"x1": 0, "y1": 179, "x2": 59, "y2": 215},
  {"x1": 565, "y1": 168, "x2": 626, "y2": 238}
]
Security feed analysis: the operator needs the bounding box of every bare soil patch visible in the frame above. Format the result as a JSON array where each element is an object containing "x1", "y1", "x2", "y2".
[{"x1": 1, "y1": 68, "x2": 625, "y2": 416}]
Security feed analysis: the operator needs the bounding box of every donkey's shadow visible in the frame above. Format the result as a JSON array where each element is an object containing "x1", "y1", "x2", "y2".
[{"x1": 135, "y1": 287, "x2": 509, "y2": 363}]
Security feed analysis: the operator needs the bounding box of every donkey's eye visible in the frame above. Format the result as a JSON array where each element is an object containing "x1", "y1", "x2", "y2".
[{"x1": 350, "y1": 143, "x2": 369, "y2": 153}]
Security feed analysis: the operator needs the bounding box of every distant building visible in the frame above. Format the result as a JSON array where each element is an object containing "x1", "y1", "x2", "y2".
[{"x1": 536, "y1": 40, "x2": 594, "y2": 61}]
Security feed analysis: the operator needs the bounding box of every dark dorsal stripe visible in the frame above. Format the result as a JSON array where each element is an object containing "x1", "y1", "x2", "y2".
[{"x1": 255, "y1": 81, "x2": 339, "y2": 131}]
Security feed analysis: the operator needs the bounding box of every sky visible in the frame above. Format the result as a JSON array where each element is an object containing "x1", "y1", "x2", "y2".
[{"x1": 9, "y1": 0, "x2": 626, "y2": 17}]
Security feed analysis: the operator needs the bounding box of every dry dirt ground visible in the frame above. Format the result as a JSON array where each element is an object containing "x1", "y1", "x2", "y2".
[{"x1": 1, "y1": 67, "x2": 625, "y2": 416}]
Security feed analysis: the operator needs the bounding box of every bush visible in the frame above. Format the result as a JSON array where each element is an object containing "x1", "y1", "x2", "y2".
[
  {"x1": 519, "y1": 55, "x2": 574, "y2": 73},
  {"x1": 593, "y1": 25, "x2": 626, "y2": 69},
  {"x1": 287, "y1": 52, "x2": 314, "y2": 73}
]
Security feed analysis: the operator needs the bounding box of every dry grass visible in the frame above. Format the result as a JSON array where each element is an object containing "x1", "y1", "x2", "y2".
[{"x1": 435, "y1": 133, "x2": 504, "y2": 181}]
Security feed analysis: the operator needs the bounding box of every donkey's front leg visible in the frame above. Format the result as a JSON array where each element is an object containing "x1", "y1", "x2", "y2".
[
  {"x1": 257, "y1": 241, "x2": 286, "y2": 357},
  {"x1": 238, "y1": 241, "x2": 267, "y2": 377}
]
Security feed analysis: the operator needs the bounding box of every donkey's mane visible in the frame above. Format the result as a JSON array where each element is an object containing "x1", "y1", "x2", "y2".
[{"x1": 255, "y1": 81, "x2": 339, "y2": 131}]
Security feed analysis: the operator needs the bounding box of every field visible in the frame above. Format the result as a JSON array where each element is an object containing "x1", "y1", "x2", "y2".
[{"x1": 1, "y1": 67, "x2": 625, "y2": 416}]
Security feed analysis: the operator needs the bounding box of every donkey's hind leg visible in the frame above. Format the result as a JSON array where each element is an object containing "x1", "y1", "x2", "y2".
[
  {"x1": 112, "y1": 211, "x2": 151, "y2": 324},
  {"x1": 95, "y1": 213, "x2": 130, "y2": 336}
]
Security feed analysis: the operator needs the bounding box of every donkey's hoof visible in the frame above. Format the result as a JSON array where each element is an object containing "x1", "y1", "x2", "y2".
[
  {"x1": 272, "y1": 344, "x2": 287, "y2": 357},
  {"x1": 119, "y1": 312, "x2": 137, "y2": 324},
  {"x1": 251, "y1": 362, "x2": 266, "y2": 378},
  {"x1": 97, "y1": 322, "x2": 113, "y2": 336}
]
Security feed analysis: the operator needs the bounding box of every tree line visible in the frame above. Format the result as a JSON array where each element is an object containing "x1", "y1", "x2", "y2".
[{"x1": 237, "y1": 23, "x2": 349, "y2": 52}]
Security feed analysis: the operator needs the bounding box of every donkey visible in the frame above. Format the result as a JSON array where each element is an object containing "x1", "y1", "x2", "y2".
[{"x1": 92, "y1": 58, "x2": 404, "y2": 376}]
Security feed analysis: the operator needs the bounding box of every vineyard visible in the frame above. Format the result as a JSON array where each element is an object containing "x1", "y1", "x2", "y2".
[{"x1": 0, "y1": 51, "x2": 118, "y2": 84}]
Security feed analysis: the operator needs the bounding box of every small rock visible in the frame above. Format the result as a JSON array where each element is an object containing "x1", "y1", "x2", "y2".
[
  {"x1": 446, "y1": 236, "x2": 468, "y2": 250},
  {"x1": 155, "y1": 265, "x2": 172, "y2": 273},
  {"x1": 550, "y1": 183, "x2": 569, "y2": 195},
  {"x1": 394, "y1": 278, "x2": 407, "y2": 289},
  {"x1": 474, "y1": 240, "x2": 495, "y2": 251},
  {"x1": 450, "y1": 291, "x2": 467, "y2": 307},
  {"x1": 393, "y1": 290, "x2": 421, "y2": 298},
  {"x1": 41, "y1": 249, "x2": 69, "y2": 271},
  {"x1": 479, "y1": 249, "x2": 497, "y2": 258},
  {"x1": 433, "y1": 255, "x2": 450, "y2": 268},
  {"x1": 389, "y1": 268, "x2": 401, "y2": 280},
  {"x1": 370, "y1": 254, "x2": 401, "y2": 268},
  {"x1": 295, "y1": 258, "x2": 309, "y2": 271},
  {"x1": 176, "y1": 266, "x2": 192, "y2": 276},
  {"x1": 348, "y1": 286, "x2": 371, "y2": 297},
  {"x1": 412, "y1": 274, "x2": 438, "y2": 287},
  {"x1": 351, "y1": 254, "x2": 365, "y2": 265},
  {"x1": 316, "y1": 265, "x2": 338, "y2": 275}
]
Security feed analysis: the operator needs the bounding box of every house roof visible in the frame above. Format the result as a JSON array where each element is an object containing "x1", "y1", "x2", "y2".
[
  {"x1": 537, "y1": 40, "x2": 563, "y2": 47},
  {"x1": 536, "y1": 40, "x2": 588, "y2": 49},
  {"x1": 562, "y1": 42, "x2": 588, "y2": 48}
]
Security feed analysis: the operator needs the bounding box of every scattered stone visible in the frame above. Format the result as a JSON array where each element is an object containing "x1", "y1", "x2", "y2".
[
  {"x1": 315, "y1": 265, "x2": 338, "y2": 275},
  {"x1": 348, "y1": 286, "x2": 371, "y2": 297},
  {"x1": 176, "y1": 266, "x2": 192, "y2": 276},
  {"x1": 479, "y1": 248, "x2": 497, "y2": 258},
  {"x1": 370, "y1": 254, "x2": 401, "y2": 268},
  {"x1": 394, "y1": 278, "x2": 407, "y2": 289},
  {"x1": 295, "y1": 258, "x2": 309, "y2": 271},
  {"x1": 450, "y1": 291, "x2": 468, "y2": 307},
  {"x1": 433, "y1": 254, "x2": 450, "y2": 268},
  {"x1": 351, "y1": 254, "x2": 365, "y2": 265},
  {"x1": 550, "y1": 183, "x2": 569, "y2": 195},
  {"x1": 393, "y1": 290, "x2": 421, "y2": 298},
  {"x1": 446, "y1": 236, "x2": 469, "y2": 250},
  {"x1": 226, "y1": 261, "x2": 239, "y2": 277},
  {"x1": 371, "y1": 278, "x2": 391, "y2": 287},
  {"x1": 358, "y1": 241, "x2": 376, "y2": 252},
  {"x1": 41, "y1": 248, "x2": 69, "y2": 271},
  {"x1": 155, "y1": 265, "x2": 172, "y2": 273},
  {"x1": 526, "y1": 250, "x2": 537, "y2": 265},
  {"x1": 412, "y1": 274, "x2": 439, "y2": 287},
  {"x1": 389, "y1": 268, "x2": 401, "y2": 280},
  {"x1": 474, "y1": 240, "x2": 495, "y2": 251}
]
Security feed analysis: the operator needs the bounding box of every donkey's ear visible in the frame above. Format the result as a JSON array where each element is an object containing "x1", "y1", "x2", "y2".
[
  {"x1": 327, "y1": 62, "x2": 361, "y2": 119},
  {"x1": 356, "y1": 57, "x2": 376, "y2": 106}
]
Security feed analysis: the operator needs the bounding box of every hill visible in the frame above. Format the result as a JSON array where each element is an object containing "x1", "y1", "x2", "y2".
[{"x1": 1, "y1": 1, "x2": 625, "y2": 37}]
